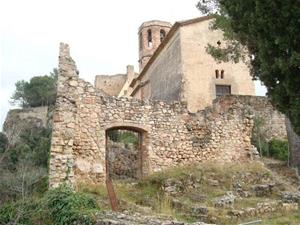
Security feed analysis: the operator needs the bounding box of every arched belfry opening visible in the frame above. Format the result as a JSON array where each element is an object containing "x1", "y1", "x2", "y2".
[
  {"x1": 147, "y1": 29, "x2": 153, "y2": 48},
  {"x1": 160, "y1": 29, "x2": 166, "y2": 42},
  {"x1": 105, "y1": 126, "x2": 148, "y2": 181}
]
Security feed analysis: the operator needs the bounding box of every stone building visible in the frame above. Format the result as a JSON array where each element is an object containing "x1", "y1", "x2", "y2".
[
  {"x1": 48, "y1": 16, "x2": 289, "y2": 188},
  {"x1": 96, "y1": 16, "x2": 255, "y2": 112},
  {"x1": 49, "y1": 43, "x2": 287, "y2": 188}
]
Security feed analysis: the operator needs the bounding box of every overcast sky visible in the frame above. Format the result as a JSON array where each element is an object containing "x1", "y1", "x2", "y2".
[{"x1": 0, "y1": 0, "x2": 266, "y2": 130}]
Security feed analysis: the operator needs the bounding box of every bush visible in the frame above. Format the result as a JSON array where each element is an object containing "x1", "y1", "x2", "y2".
[
  {"x1": 0, "y1": 197, "x2": 47, "y2": 225},
  {"x1": 0, "y1": 185, "x2": 99, "y2": 225},
  {"x1": 268, "y1": 139, "x2": 289, "y2": 161},
  {"x1": 45, "y1": 185, "x2": 98, "y2": 225}
]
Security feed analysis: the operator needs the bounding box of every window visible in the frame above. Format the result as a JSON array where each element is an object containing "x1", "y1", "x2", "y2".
[
  {"x1": 160, "y1": 29, "x2": 166, "y2": 42},
  {"x1": 215, "y1": 70, "x2": 225, "y2": 79},
  {"x1": 221, "y1": 70, "x2": 224, "y2": 79},
  {"x1": 216, "y1": 85, "x2": 231, "y2": 97},
  {"x1": 215, "y1": 70, "x2": 219, "y2": 79},
  {"x1": 139, "y1": 33, "x2": 143, "y2": 50},
  {"x1": 147, "y1": 29, "x2": 153, "y2": 48}
]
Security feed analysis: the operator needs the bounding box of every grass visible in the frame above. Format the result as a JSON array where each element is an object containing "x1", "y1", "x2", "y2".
[
  {"x1": 77, "y1": 162, "x2": 298, "y2": 224},
  {"x1": 260, "y1": 210, "x2": 300, "y2": 225}
]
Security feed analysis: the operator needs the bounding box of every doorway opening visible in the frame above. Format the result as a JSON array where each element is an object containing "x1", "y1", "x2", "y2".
[{"x1": 105, "y1": 127, "x2": 146, "y2": 181}]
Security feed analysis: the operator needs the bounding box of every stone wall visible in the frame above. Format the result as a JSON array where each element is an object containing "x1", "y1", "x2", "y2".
[
  {"x1": 211, "y1": 95, "x2": 287, "y2": 141},
  {"x1": 49, "y1": 43, "x2": 259, "y2": 188},
  {"x1": 49, "y1": 43, "x2": 287, "y2": 188}
]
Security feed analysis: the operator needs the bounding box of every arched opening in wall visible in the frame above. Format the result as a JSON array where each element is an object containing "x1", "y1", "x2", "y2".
[
  {"x1": 105, "y1": 127, "x2": 147, "y2": 181},
  {"x1": 147, "y1": 29, "x2": 153, "y2": 48},
  {"x1": 160, "y1": 29, "x2": 166, "y2": 42},
  {"x1": 221, "y1": 70, "x2": 225, "y2": 79},
  {"x1": 215, "y1": 69, "x2": 219, "y2": 79},
  {"x1": 139, "y1": 33, "x2": 143, "y2": 51}
]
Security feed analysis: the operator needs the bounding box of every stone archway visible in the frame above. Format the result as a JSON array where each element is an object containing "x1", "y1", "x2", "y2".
[{"x1": 105, "y1": 124, "x2": 149, "y2": 180}]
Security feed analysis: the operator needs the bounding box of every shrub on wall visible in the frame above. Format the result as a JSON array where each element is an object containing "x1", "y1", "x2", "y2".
[{"x1": 268, "y1": 139, "x2": 289, "y2": 161}]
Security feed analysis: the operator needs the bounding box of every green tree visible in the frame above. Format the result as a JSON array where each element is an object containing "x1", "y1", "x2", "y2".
[
  {"x1": 12, "y1": 68, "x2": 58, "y2": 107},
  {"x1": 197, "y1": 1, "x2": 300, "y2": 135}
]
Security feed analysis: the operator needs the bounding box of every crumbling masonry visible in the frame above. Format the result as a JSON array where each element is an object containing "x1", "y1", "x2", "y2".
[{"x1": 49, "y1": 43, "x2": 286, "y2": 188}]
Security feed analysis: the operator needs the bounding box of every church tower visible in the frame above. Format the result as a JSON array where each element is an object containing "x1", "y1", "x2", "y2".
[{"x1": 138, "y1": 20, "x2": 172, "y2": 72}]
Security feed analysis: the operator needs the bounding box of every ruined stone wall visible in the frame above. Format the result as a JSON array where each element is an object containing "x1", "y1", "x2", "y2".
[
  {"x1": 49, "y1": 44, "x2": 258, "y2": 188},
  {"x1": 94, "y1": 74, "x2": 127, "y2": 96},
  {"x1": 51, "y1": 82, "x2": 255, "y2": 187},
  {"x1": 213, "y1": 96, "x2": 287, "y2": 140},
  {"x1": 50, "y1": 43, "x2": 290, "y2": 188}
]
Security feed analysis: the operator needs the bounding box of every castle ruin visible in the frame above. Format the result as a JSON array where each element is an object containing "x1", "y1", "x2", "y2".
[{"x1": 49, "y1": 16, "x2": 287, "y2": 188}]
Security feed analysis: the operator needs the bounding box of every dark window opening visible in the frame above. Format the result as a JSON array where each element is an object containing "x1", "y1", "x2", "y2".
[
  {"x1": 215, "y1": 70, "x2": 219, "y2": 79},
  {"x1": 216, "y1": 85, "x2": 231, "y2": 97},
  {"x1": 147, "y1": 29, "x2": 153, "y2": 48},
  {"x1": 160, "y1": 29, "x2": 166, "y2": 42},
  {"x1": 221, "y1": 70, "x2": 224, "y2": 79},
  {"x1": 139, "y1": 33, "x2": 143, "y2": 50}
]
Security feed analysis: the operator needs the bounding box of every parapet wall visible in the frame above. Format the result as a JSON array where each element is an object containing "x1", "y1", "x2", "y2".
[{"x1": 49, "y1": 43, "x2": 286, "y2": 188}]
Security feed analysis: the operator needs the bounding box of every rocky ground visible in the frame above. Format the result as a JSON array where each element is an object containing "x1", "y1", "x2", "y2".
[{"x1": 76, "y1": 160, "x2": 300, "y2": 225}]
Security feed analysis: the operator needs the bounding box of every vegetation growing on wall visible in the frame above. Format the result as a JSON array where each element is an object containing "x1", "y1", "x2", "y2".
[
  {"x1": 251, "y1": 116, "x2": 288, "y2": 161},
  {"x1": 108, "y1": 130, "x2": 139, "y2": 147}
]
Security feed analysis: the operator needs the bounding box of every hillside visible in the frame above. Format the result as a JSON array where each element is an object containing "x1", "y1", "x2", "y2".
[
  {"x1": 76, "y1": 160, "x2": 300, "y2": 225},
  {"x1": 1, "y1": 107, "x2": 300, "y2": 224}
]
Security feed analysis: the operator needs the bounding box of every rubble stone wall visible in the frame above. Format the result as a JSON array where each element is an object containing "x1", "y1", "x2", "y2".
[
  {"x1": 49, "y1": 43, "x2": 285, "y2": 188},
  {"x1": 211, "y1": 96, "x2": 287, "y2": 141}
]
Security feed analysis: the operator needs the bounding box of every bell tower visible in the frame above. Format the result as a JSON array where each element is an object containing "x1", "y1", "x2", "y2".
[{"x1": 138, "y1": 20, "x2": 172, "y2": 72}]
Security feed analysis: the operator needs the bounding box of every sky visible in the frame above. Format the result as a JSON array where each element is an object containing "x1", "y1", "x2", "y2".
[{"x1": 0, "y1": 0, "x2": 267, "y2": 130}]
